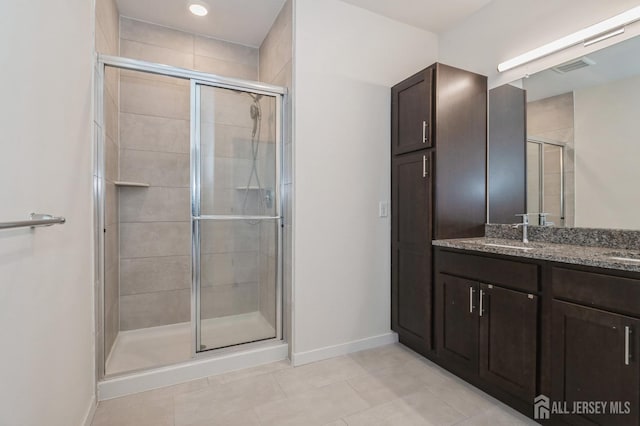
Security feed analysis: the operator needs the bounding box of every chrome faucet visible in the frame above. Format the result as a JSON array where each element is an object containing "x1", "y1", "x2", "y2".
[
  {"x1": 538, "y1": 212, "x2": 555, "y2": 227},
  {"x1": 513, "y1": 213, "x2": 529, "y2": 243}
]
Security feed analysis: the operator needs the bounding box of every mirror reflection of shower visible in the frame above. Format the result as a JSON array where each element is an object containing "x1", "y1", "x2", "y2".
[
  {"x1": 240, "y1": 92, "x2": 273, "y2": 221},
  {"x1": 527, "y1": 138, "x2": 565, "y2": 227}
]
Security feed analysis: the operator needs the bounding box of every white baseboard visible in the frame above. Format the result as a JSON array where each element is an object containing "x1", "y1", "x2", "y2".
[
  {"x1": 291, "y1": 332, "x2": 398, "y2": 366},
  {"x1": 98, "y1": 341, "x2": 288, "y2": 400},
  {"x1": 82, "y1": 395, "x2": 96, "y2": 426}
]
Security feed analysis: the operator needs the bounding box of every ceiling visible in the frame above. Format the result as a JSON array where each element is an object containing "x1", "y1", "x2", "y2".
[
  {"x1": 339, "y1": 0, "x2": 493, "y2": 33},
  {"x1": 524, "y1": 35, "x2": 640, "y2": 101},
  {"x1": 115, "y1": 0, "x2": 286, "y2": 47},
  {"x1": 115, "y1": 0, "x2": 493, "y2": 48}
]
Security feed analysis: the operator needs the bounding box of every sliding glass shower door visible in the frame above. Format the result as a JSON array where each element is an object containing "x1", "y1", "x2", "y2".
[{"x1": 192, "y1": 82, "x2": 281, "y2": 352}]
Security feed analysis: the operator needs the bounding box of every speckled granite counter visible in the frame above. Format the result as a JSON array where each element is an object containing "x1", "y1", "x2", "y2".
[{"x1": 432, "y1": 237, "x2": 640, "y2": 273}]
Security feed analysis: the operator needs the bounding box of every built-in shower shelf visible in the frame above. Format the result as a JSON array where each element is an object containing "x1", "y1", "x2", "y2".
[
  {"x1": 114, "y1": 181, "x2": 150, "y2": 188},
  {"x1": 235, "y1": 187, "x2": 263, "y2": 191}
]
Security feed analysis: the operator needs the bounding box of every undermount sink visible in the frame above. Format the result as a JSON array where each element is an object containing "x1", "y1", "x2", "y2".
[
  {"x1": 605, "y1": 251, "x2": 640, "y2": 262},
  {"x1": 482, "y1": 243, "x2": 533, "y2": 251},
  {"x1": 460, "y1": 240, "x2": 538, "y2": 251}
]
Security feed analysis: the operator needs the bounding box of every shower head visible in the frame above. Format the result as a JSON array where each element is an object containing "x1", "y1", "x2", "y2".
[{"x1": 250, "y1": 103, "x2": 261, "y2": 120}]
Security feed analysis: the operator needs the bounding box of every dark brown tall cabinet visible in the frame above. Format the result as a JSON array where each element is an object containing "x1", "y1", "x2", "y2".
[{"x1": 391, "y1": 63, "x2": 487, "y2": 356}]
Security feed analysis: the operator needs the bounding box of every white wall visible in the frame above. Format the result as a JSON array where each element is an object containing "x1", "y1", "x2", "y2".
[
  {"x1": 293, "y1": 0, "x2": 438, "y2": 361},
  {"x1": 439, "y1": 0, "x2": 640, "y2": 88},
  {"x1": 574, "y1": 74, "x2": 640, "y2": 230},
  {"x1": 0, "y1": 1, "x2": 95, "y2": 425}
]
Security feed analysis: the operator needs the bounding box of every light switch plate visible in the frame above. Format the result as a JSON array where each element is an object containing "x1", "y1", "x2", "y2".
[{"x1": 379, "y1": 201, "x2": 389, "y2": 217}]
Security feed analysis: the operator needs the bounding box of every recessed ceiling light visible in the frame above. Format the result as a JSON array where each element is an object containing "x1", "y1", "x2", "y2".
[{"x1": 188, "y1": 1, "x2": 209, "y2": 17}]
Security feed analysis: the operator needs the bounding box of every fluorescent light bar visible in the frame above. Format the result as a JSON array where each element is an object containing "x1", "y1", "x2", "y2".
[
  {"x1": 497, "y1": 5, "x2": 640, "y2": 72},
  {"x1": 583, "y1": 27, "x2": 625, "y2": 47}
]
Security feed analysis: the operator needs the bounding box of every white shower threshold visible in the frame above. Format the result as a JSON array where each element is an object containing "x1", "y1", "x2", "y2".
[{"x1": 106, "y1": 311, "x2": 276, "y2": 376}]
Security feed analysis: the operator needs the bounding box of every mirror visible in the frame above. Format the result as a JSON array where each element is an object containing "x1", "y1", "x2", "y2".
[{"x1": 489, "y1": 34, "x2": 640, "y2": 230}]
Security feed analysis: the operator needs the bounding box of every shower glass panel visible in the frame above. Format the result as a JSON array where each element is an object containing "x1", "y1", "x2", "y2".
[{"x1": 194, "y1": 84, "x2": 280, "y2": 352}]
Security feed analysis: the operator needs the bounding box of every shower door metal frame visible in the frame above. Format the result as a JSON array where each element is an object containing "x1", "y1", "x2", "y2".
[
  {"x1": 95, "y1": 54, "x2": 286, "y2": 378},
  {"x1": 190, "y1": 80, "x2": 284, "y2": 356},
  {"x1": 527, "y1": 137, "x2": 566, "y2": 226}
]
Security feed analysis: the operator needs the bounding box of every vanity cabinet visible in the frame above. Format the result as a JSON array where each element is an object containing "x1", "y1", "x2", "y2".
[
  {"x1": 551, "y1": 266, "x2": 640, "y2": 426},
  {"x1": 391, "y1": 63, "x2": 487, "y2": 356},
  {"x1": 435, "y1": 251, "x2": 538, "y2": 403}
]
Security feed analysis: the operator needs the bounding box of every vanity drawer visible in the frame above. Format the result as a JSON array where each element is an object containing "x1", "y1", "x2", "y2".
[
  {"x1": 552, "y1": 267, "x2": 640, "y2": 317},
  {"x1": 436, "y1": 250, "x2": 538, "y2": 293}
]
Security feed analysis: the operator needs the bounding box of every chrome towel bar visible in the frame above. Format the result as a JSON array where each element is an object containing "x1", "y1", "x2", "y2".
[{"x1": 0, "y1": 213, "x2": 66, "y2": 231}]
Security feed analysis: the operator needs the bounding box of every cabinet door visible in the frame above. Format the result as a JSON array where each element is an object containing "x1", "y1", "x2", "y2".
[
  {"x1": 391, "y1": 151, "x2": 432, "y2": 354},
  {"x1": 479, "y1": 284, "x2": 537, "y2": 402},
  {"x1": 391, "y1": 67, "x2": 433, "y2": 155},
  {"x1": 552, "y1": 300, "x2": 640, "y2": 426},
  {"x1": 436, "y1": 273, "x2": 479, "y2": 373}
]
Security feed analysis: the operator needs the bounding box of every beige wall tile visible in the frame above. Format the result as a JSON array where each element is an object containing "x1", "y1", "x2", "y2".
[
  {"x1": 105, "y1": 261, "x2": 119, "y2": 315},
  {"x1": 120, "y1": 256, "x2": 190, "y2": 295},
  {"x1": 200, "y1": 282, "x2": 260, "y2": 318},
  {"x1": 120, "y1": 221, "x2": 191, "y2": 258},
  {"x1": 120, "y1": 113, "x2": 189, "y2": 154},
  {"x1": 96, "y1": 0, "x2": 119, "y2": 54},
  {"x1": 527, "y1": 92, "x2": 574, "y2": 136},
  {"x1": 95, "y1": 22, "x2": 115, "y2": 56},
  {"x1": 104, "y1": 66, "x2": 119, "y2": 108},
  {"x1": 200, "y1": 221, "x2": 261, "y2": 254},
  {"x1": 121, "y1": 39, "x2": 194, "y2": 69},
  {"x1": 120, "y1": 17, "x2": 193, "y2": 53},
  {"x1": 105, "y1": 181, "x2": 118, "y2": 226},
  {"x1": 119, "y1": 187, "x2": 190, "y2": 223},
  {"x1": 104, "y1": 90, "x2": 119, "y2": 142},
  {"x1": 104, "y1": 302, "x2": 119, "y2": 361},
  {"x1": 259, "y1": 0, "x2": 292, "y2": 83},
  {"x1": 195, "y1": 36, "x2": 258, "y2": 67},
  {"x1": 120, "y1": 289, "x2": 190, "y2": 330},
  {"x1": 120, "y1": 149, "x2": 190, "y2": 187},
  {"x1": 120, "y1": 75, "x2": 190, "y2": 120},
  {"x1": 200, "y1": 251, "x2": 260, "y2": 287},
  {"x1": 105, "y1": 222, "x2": 118, "y2": 271},
  {"x1": 194, "y1": 55, "x2": 259, "y2": 80}
]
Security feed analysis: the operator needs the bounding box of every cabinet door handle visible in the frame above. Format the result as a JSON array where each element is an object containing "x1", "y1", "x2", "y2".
[
  {"x1": 422, "y1": 121, "x2": 429, "y2": 144},
  {"x1": 422, "y1": 155, "x2": 428, "y2": 178},
  {"x1": 479, "y1": 289, "x2": 485, "y2": 317},
  {"x1": 625, "y1": 326, "x2": 632, "y2": 366},
  {"x1": 469, "y1": 287, "x2": 475, "y2": 313}
]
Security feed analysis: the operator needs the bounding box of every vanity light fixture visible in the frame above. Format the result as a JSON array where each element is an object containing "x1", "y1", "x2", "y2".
[
  {"x1": 497, "y1": 5, "x2": 640, "y2": 72},
  {"x1": 188, "y1": 0, "x2": 209, "y2": 17}
]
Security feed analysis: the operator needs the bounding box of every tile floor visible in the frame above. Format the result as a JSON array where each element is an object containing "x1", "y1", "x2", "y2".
[{"x1": 92, "y1": 343, "x2": 539, "y2": 426}]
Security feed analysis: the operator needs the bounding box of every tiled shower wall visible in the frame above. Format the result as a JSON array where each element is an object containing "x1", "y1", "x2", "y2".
[
  {"x1": 117, "y1": 17, "x2": 274, "y2": 330},
  {"x1": 95, "y1": 0, "x2": 120, "y2": 358},
  {"x1": 527, "y1": 92, "x2": 575, "y2": 227},
  {"x1": 259, "y1": 0, "x2": 293, "y2": 342}
]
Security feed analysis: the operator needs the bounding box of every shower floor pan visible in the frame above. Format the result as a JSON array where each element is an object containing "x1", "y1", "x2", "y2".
[{"x1": 105, "y1": 311, "x2": 276, "y2": 376}]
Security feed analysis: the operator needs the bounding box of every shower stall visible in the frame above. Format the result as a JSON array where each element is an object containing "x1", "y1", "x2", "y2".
[{"x1": 95, "y1": 55, "x2": 285, "y2": 378}]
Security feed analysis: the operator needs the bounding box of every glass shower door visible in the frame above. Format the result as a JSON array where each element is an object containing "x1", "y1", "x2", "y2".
[{"x1": 192, "y1": 82, "x2": 281, "y2": 352}]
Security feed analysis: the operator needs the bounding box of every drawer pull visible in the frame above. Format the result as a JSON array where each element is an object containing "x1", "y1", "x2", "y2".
[
  {"x1": 469, "y1": 287, "x2": 475, "y2": 313},
  {"x1": 422, "y1": 121, "x2": 428, "y2": 144},
  {"x1": 625, "y1": 326, "x2": 632, "y2": 366},
  {"x1": 479, "y1": 289, "x2": 485, "y2": 317}
]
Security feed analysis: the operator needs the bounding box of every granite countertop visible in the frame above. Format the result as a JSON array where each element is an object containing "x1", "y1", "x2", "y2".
[{"x1": 432, "y1": 237, "x2": 640, "y2": 273}]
